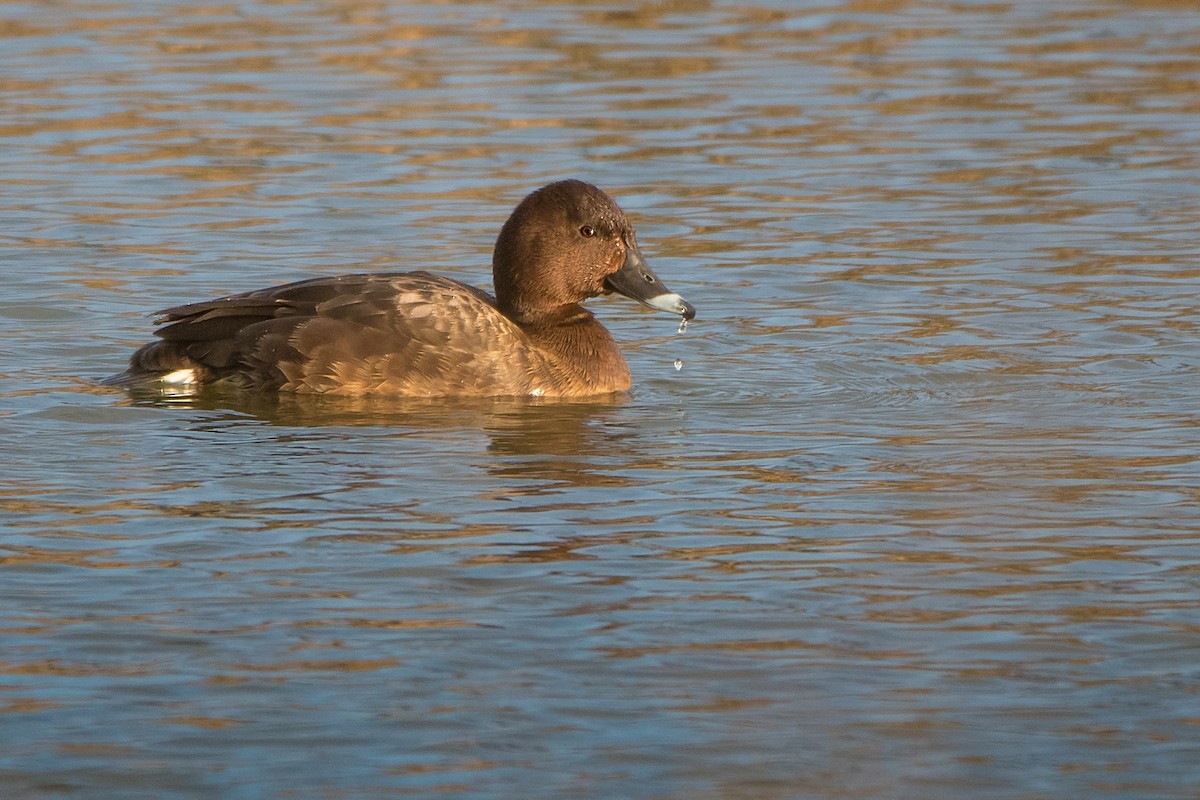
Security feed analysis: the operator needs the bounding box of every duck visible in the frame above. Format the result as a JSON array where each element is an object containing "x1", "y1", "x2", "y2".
[{"x1": 115, "y1": 180, "x2": 696, "y2": 398}]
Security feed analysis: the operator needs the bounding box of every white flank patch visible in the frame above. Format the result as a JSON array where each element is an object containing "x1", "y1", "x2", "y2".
[
  {"x1": 161, "y1": 368, "x2": 197, "y2": 386},
  {"x1": 158, "y1": 369, "x2": 199, "y2": 396}
]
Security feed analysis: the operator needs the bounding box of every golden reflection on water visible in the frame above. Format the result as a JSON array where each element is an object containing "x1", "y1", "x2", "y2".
[{"x1": 3, "y1": 0, "x2": 1200, "y2": 797}]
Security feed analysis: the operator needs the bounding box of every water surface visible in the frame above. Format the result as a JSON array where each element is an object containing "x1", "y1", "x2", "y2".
[{"x1": 2, "y1": 1, "x2": 1199, "y2": 798}]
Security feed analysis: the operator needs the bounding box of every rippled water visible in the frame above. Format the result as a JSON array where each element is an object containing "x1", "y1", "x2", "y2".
[{"x1": 3, "y1": 1, "x2": 1200, "y2": 797}]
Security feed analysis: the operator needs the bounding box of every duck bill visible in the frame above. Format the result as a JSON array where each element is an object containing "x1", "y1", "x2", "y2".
[{"x1": 604, "y1": 245, "x2": 696, "y2": 321}]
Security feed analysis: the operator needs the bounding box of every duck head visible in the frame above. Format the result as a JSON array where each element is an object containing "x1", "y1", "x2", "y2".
[{"x1": 492, "y1": 180, "x2": 696, "y2": 325}]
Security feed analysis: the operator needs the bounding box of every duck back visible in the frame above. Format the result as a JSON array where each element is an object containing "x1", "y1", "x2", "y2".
[{"x1": 125, "y1": 272, "x2": 632, "y2": 397}]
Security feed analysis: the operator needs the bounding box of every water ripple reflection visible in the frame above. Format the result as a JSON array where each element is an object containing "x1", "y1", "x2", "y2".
[{"x1": 3, "y1": 0, "x2": 1200, "y2": 798}]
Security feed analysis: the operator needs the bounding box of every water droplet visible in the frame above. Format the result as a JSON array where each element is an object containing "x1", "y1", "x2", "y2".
[
  {"x1": 673, "y1": 359, "x2": 683, "y2": 372},
  {"x1": 677, "y1": 318, "x2": 688, "y2": 334}
]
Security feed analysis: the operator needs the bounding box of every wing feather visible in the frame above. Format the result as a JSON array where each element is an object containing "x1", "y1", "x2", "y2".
[{"x1": 131, "y1": 272, "x2": 550, "y2": 395}]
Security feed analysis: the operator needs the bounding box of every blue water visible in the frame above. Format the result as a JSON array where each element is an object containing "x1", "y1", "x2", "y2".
[{"x1": 3, "y1": 1, "x2": 1200, "y2": 798}]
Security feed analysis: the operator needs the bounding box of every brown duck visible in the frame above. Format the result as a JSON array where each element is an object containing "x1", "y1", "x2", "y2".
[{"x1": 116, "y1": 180, "x2": 695, "y2": 398}]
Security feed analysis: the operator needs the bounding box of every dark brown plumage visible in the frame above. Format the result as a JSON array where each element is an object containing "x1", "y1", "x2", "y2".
[{"x1": 117, "y1": 180, "x2": 695, "y2": 398}]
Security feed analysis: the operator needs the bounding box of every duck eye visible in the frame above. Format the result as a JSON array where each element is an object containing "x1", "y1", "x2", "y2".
[{"x1": 579, "y1": 225, "x2": 596, "y2": 238}]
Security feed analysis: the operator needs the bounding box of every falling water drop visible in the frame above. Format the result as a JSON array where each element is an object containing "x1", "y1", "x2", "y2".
[
  {"x1": 673, "y1": 359, "x2": 683, "y2": 372},
  {"x1": 677, "y1": 318, "x2": 689, "y2": 335}
]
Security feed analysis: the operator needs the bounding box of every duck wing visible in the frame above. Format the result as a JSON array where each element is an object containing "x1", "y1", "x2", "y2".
[{"x1": 130, "y1": 272, "x2": 545, "y2": 395}]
